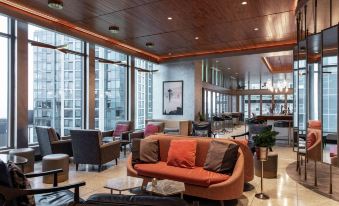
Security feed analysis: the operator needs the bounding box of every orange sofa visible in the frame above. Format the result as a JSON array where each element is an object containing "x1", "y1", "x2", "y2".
[{"x1": 127, "y1": 135, "x2": 245, "y2": 201}]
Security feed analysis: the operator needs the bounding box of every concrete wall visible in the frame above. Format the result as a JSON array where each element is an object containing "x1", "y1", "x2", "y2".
[{"x1": 153, "y1": 61, "x2": 202, "y2": 121}]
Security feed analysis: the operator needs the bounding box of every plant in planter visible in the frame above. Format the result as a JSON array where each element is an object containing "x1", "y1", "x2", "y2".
[{"x1": 253, "y1": 127, "x2": 279, "y2": 160}]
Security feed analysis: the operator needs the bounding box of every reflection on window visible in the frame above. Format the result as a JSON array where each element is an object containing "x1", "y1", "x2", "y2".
[
  {"x1": 0, "y1": 36, "x2": 8, "y2": 148},
  {"x1": 298, "y1": 69, "x2": 307, "y2": 131},
  {"x1": 135, "y1": 58, "x2": 154, "y2": 129},
  {"x1": 323, "y1": 65, "x2": 337, "y2": 134},
  {"x1": 28, "y1": 25, "x2": 84, "y2": 143},
  {"x1": 95, "y1": 46, "x2": 127, "y2": 131}
]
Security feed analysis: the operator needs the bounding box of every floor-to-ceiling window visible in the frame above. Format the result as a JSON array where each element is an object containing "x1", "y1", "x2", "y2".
[
  {"x1": 28, "y1": 24, "x2": 84, "y2": 142},
  {"x1": 244, "y1": 95, "x2": 249, "y2": 119},
  {"x1": 262, "y1": 95, "x2": 272, "y2": 115},
  {"x1": 250, "y1": 95, "x2": 260, "y2": 116},
  {"x1": 0, "y1": 14, "x2": 9, "y2": 148},
  {"x1": 274, "y1": 95, "x2": 285, "y2": 114},
  {"x1": 135, "y1": 58, "x2": 154, "y2": 129},
  {"x1": 95, "y1": 46, "x2": 127, "y2": 131}
]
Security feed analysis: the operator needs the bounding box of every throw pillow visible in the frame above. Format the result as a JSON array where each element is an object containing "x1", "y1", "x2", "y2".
[
  {"x1": 307, "y1": 132, "x2": 317, "y2": 148},
  {"x1": 113, "y1": 124, "x2": 129, "y2": 137},
  {"x1": 204, "y1": 140, "x2": 239, "y2": 174},
  {"x1": 140, "y1": 139, "x2": 159, "y2": 163},
  {"x1": 144, "y1": 124, "x2": 159, "y2": 137},
  {"x1": 131, "y1": 138, "x2": 142, "y2": 165},
  {"x1": 167, "y1": 140, "x2": 197, "y2": 169},
  {"x1": 7, "y1": 162, "x2": 35, "y2": 206}
]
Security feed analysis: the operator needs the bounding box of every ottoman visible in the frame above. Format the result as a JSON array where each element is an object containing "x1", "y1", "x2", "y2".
[
  {"x1": 9, "y1": 148, "x2": 35, "y2": 173},
  {"x1": 255, "y1": 152, "x2": 278, "y2": 178},
  {"x1": 42, "y1": 154, "x2": 69, "y2": 184}
]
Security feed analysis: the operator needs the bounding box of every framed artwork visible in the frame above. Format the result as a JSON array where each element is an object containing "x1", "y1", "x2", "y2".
[{"x1": 163, "y1": 81, "x2": 183, "y2": 115}]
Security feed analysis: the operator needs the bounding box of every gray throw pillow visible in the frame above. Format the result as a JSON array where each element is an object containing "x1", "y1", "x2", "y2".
[
  {"x1": 140, "y1": 139, "x2": 159, "y2": 163},
  {"x1": 131, "y1": 138, "x2": 142, "y2": 165},
  {"x1": 204, "y1": 140, "x2": 239, "y2": 174}
]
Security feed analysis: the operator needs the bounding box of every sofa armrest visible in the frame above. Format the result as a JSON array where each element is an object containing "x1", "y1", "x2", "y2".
[
  {"x1": 101, "y1": 141, "x2": 121, "y2": 163},
  {"x1": 130, "y1": 131, "x2": 145, "y2": 140},
  {"x1": 60, "y1": 135, "x2": 72, "y2": 140},
  {"x1": 127, "y1": 154, "x2": 138, "y2": 177},
  {"x1": 51, "y1": 139, "x2": 73, "y2": 156},
  {"x1": 102, "y1": 130, "x2": 114, "y2": 137}
]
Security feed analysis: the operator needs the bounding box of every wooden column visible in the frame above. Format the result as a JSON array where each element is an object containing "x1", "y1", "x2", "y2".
[
  {"x1": 16, "y1": 21, "x2": 28, "y2": 148},
  {"x1": 87, "y1": 43, "x2": 95, "y2": 129}
]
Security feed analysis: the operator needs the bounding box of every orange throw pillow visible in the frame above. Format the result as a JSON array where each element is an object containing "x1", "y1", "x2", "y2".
[
  {"x1": 167, "y1": 140, "x2": 197, "y2": 169},
  {"x1": 307, "y1": 132, "x2": 316, "y2": 148}
]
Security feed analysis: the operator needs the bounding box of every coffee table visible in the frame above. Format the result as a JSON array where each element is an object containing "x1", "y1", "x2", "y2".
[
  {"x1": 104, "y1": 176, "x2": 143, "y2": 195},
  {"x1": 146, "y1": 179, "x2": 185, "y2": 199}
]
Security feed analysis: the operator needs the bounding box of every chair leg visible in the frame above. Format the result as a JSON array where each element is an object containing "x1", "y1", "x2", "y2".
[
  {"x1": 76, "y1": 163, "x2": 79, "y2": 171},
  {"x1": 220, "y1": 200, "x2": 224, "y2": 206},
  {"x1": 115, "y1": 159, "x2": 118, "y2": 165},
  {"x1": 98, "y1": 164, "x2": 102, "y2": 172}
]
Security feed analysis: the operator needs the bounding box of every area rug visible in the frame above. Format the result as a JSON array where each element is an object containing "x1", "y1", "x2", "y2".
[{"x1": 286, "y1": 161, "x2": 339, "y2": 202}]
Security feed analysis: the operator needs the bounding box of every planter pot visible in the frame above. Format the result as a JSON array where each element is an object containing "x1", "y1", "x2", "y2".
[{"x1": 256, "y1": 147, "x2": 269, "y2": 161}]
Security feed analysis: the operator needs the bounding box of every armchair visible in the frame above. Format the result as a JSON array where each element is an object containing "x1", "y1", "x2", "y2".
[
  {"x1": 0, "y1": 160, "x2": 85, "y2": 206},
  {"x1": 191, "y1": 121, "x2": 212, "y2": 137},
  {"x1": 35, "y1": 126, "x2": 73, "y2": 157},
  {"x1": 129, "y1": 122, "x2": 165, "y2": 140},
  {"x1": 101, "y1": 121, "x2": 134, "y2": 142},
  {"x1": 70, "y1": 129, "x2": 121, "y2": 172}
]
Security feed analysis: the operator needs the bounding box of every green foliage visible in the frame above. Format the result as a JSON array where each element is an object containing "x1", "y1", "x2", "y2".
[{"x1": 253, "y1": 127, "x2": 279, "y2": 147}]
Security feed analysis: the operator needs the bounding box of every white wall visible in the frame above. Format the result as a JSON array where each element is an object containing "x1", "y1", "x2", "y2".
[{"x1": 153, "y1": 61, "x2": 200, "y2": 121}]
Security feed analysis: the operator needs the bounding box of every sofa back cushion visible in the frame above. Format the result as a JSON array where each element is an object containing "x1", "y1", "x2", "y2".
[
  {"x1": 167, "y1": 140, "x2": 197, "y2": 168},
  {"x1": 148, "y1": 135, "x2": 233, "y2": 167},
  {"x1": 140, "y1": 139, "x2": 159, "y2": 163}
]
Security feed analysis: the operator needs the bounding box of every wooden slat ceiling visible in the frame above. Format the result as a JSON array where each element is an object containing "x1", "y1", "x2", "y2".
[
  {"x1": 262, "y1": 55, "x2": 293, "y2": 73},
  {"x1": 5, "y1": 0, "x2": 297, "y2": 62}
]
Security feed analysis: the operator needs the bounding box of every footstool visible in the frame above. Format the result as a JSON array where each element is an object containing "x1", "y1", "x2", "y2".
[
  {"x1": 255, "y1": 152, "x2": 278, "y2": 178},
  {"x1": 9, "y1": 148, "x2": 35, "y2": 173},
  {"x1": 42, "y1": 154, "x2": 69, "y2": 184}
]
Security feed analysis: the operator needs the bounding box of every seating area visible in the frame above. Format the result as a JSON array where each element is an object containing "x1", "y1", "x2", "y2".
[{"x1": 1, "y1": 0, "x2": 339, "y2": 206}]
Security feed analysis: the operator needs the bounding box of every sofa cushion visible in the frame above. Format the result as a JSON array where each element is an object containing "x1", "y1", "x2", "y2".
[
  {"x1": 144, "y1": 124, "x2": 159, "y2": 137},
  {"x1": 307, "y1": 132, "x2": 317, "y2": 148},
  {"x1": 204, "y1": 140, "x2": 239, "y2": 174},
  {"x1": 167, "y1": 140, "x2": 197, "y2": 169},
  {"x1": 113, "y1": 124, "x2": 129, "y2": 137},
  {"x1": 140, "y1": 139, "x2": 159, "y2": 163},
  {"x1": 135, "y1": 161, "x2": 229, "y2": 187}
]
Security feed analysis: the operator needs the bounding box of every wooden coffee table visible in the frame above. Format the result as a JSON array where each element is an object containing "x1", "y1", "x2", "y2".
[
  {"x1": 146, "y1": 179, "x2": 185, "y2": 199},
  {"x1": 104, "y1": 176, "x2": 143, "y2": 195}
]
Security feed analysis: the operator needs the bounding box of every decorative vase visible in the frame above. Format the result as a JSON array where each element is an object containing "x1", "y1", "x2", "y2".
[{"x1": 256, "y1": 147, "x2": 269, "y2": 161}]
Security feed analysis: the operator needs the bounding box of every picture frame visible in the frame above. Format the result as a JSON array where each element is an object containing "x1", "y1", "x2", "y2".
[{"x1": 163, "y1": 80, "x2": 183, "y2": 115}]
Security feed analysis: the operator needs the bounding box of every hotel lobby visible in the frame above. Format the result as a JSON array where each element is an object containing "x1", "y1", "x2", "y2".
[{"x1": 0, "y1": 0, "x2": 339, "y2": 206}]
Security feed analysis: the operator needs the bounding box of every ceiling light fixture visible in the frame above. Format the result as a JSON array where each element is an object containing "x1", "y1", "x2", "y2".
[
  {"x1": 48, "y1": 0, "x2": 63, "y2": 10},
  {"x1": 241, "y1": 1, "x2": 247, "y2": 5},
  {"x1": 168, "y1": 52, "x2": 172, "y2": 55},
  {"x1": 108, "y1": 25, "x2": 120, "y2": 34},
  {"x1": 253, "y1": 27, "x2": 259, "y2": 31},
  {"x1": 227, "y1": 67, "x2": 231, "y2": 70},
  {"x1": 167, "y1": 17, "x2": 173, "y2": 20},
  {"x1": 146, "y1": 42, "x2": 154, "y2": 48},
  {"x1": 195, "y1": 36, "x2": 199, "y2": 40}
]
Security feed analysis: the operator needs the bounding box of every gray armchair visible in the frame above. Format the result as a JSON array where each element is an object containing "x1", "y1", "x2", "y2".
[
  {"x1": 35, "y1": 126, "x2": 73, "y2": 157},
  {"x1": 70, "y1": 129, "x2": 121, "y2": 172}
]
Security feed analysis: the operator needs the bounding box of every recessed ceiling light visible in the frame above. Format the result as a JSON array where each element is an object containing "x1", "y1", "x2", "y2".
[
  {"x1": 253, "y1": 27, "x2": 259, "y2": 31},
  {"x1": 108, "y1": 25, "x2": 120, "y2": 34},
  {"x1": 241, "y1": 1, "x2": 247, "y2": 5},
  {"x1": 216, "y1": 60, "x2": 219, "y2": 63},
  {"x1": 168, "y1": 52, "x2": 172, "y2": 55},
  {"x1": 195, "y1": 36, "x2": 199, "y2": 40},
  {"x1": 48, "y1": 0, "x2": 63, "y2": 10},
  {"x1": 167, "y1": 17, "x2": 173, "y2": 20},
  {"x1": 227, "y1": 67, "x2": 231, "y2": 70},
  {"x1": 235, "y1": 72, "x2": 239, "y2": 75},
  {"x1": 145, "y1": 42, "x2": 154, "y2": 48}
]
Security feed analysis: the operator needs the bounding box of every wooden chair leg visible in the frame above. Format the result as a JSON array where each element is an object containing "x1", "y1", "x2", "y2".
[
  {"x1": 98, "y1": 164, "x2": 102, "y2": 172},
  {"x1": 314, "y1": 161, "x2": 317, "y2": 186},
  {"x1": 115, "y1": 159, "x2": 118, "y2": 165},
  {"x1": 76, "y1": 164, "x2": 79, "y2": 171}
]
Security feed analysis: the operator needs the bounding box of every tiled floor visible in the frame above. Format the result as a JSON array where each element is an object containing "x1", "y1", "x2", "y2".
[{"x1": 30, "y1": 127, "x2": 339, "y2": 206}]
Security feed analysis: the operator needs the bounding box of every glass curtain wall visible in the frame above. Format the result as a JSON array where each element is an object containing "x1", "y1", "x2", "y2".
[
  {"x1": 0, "y1": 14, "x2": 9, "y2": 148},
  {"x1": 262, "y1": 95, "x2": 272, "y2": 115},
  {"x1": 28, "y1": 24, "x2": 84, "y2": 142},
  {"x1": 274, "y1": 95, "x2": 285, "y2": 114},
  {"x1": 250, "y1": 95, "x2": 261, "y2": 116},
  {"x1": 135, "y1": 58, "x2": 154, "y2": 129},
  {"x1": 94, "y1": 46, "x2": 127, "y2": 131}
]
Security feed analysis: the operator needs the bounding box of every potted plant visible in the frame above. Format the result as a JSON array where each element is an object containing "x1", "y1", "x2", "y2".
[{"x1": 254, "y1": 127, "x2": 278, "y2": 160}]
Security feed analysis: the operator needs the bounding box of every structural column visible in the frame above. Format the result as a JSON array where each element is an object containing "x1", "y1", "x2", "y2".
[
  {"x1": 16, "y1": 21, "x2": 28, "y2": 148},
  {"x1": 87, "y1": 43, "x2": 95, "y2": 129},
  {"x1": 129, "y1": 56, "x2": 135, "y2": 128}
]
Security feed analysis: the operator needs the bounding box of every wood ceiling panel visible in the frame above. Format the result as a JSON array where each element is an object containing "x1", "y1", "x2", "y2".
[
  {"x1": 5, "y1": 0, "x2": 297, "y2": 61},
  {"x1": 262, "y1": 55, "x2": 293, "y2": 73}
]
